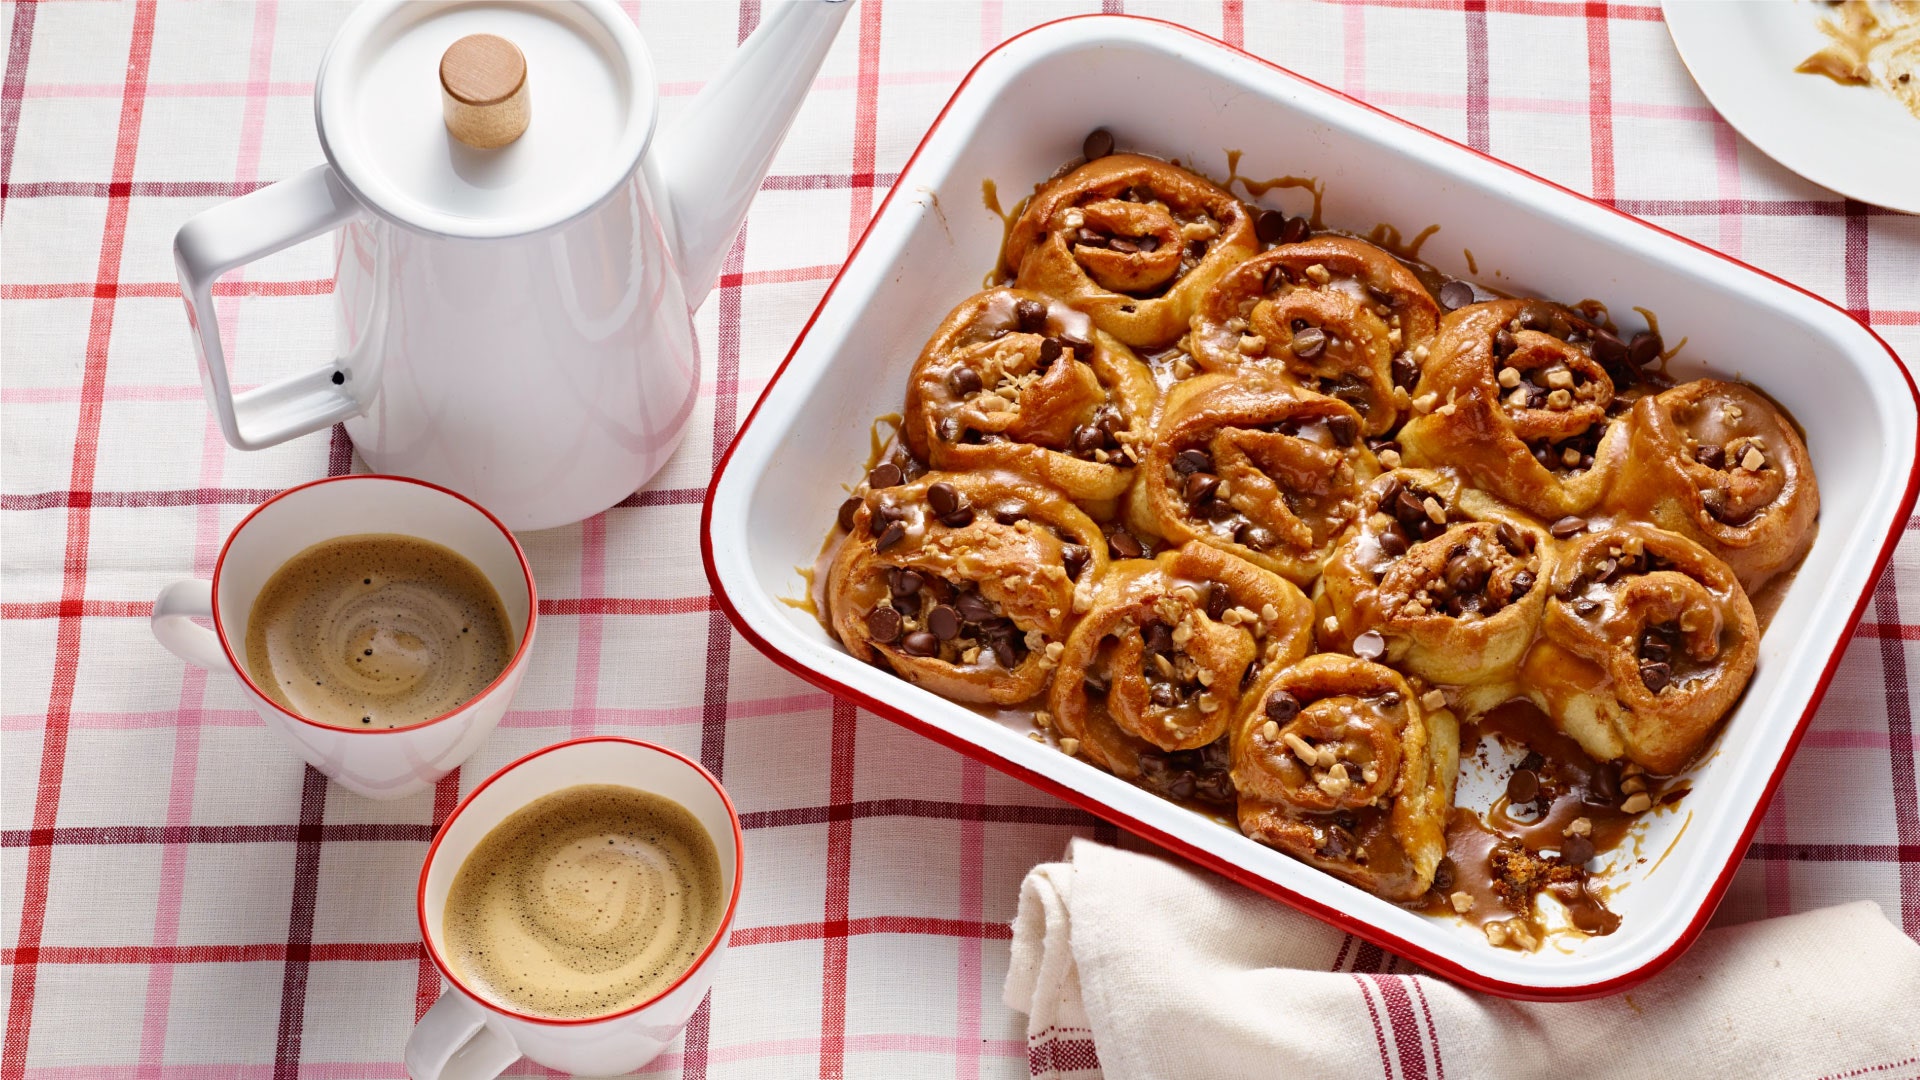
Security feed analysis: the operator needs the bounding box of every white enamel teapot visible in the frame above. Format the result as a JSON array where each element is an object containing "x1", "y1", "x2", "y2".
[{"x1": 174, "y1": 0, "x2": 851, "y2": 530}]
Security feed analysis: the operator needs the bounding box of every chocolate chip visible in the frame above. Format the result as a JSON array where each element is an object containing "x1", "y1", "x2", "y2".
[
  {"x1": 1560, "y1": 834, "x2": 1595, "y2": 867},
  {"x1": 1187, "y1": 239, "x2": 1208, "y2": 260},
  {"x1": 887, "y1": 568, "x2": 924, "y2": 600},
  {"x1": 1640, "y1": 635, "x2": 1670, "y2": 662},
  {"x1": 866, "y1": 606, "x2": 902, "y2": 644},
  {"x1": 1150, "y1": 682, "x2": 1180, "y2": 707},
  {"x1": 869, "y1": 462, "x2": 903, "y2": 488},
  {"x1": 923, "y1": 483, "x2": 957, "y2": 518},
  {"x1": 1265, "y1": 690, "x2": 1301, "y2": 722},
  {"x1": 1591, "y1": 763, "x2": 1622, "y2": 804},
  {"x1": 1185, "y1": 471, "x2": 1220, "y2": 503},
  {"x1": 1507, "y1": 768, "x2": 1540, "y2": 803},
  {"x1": 1205, "y1": 581, "x2": 1230, "y2": 620},
  {"x1": 1062, "y1": 334, "x2": 1095, "y2": 361},
  {"x1": 1143, "y1": 621, "x2": 1174, "y2": 655},
  {"x1": 994, "y1": 510, "x2": 1022, "y2": 526},
  {"x1": 1236, "y1": 523, "x2": 1277, "y2": 550},
  {"x1": 1108, "y1": 528, "x2": 1145, "y2": 559},
  {"x1": 1015, "y1": 298, "x2": 1047, "y2": 332},
  {"x1": 1377, "y1": 474, "x2": 1404, "y2": 503},
  {"x1": 1394, "y1": 489, "x2": 1428, "y2": 529},
  {"x1": 1573, "y1": 598, "x2": 1600, "y2": 617},
  {"x1": 1075, "y1": 228, "x2": 1110, "y2": 249},
  {"x1": 1036, "y1": 337, "x2": 1063, "y2": 368},
  {"x1": 837, "y1": 497, "x2": 861, "y2": 533},
  {"x1": 1327, "y1": 413, "x2": 1357, "y2": 447},
  {"x1": 1289, "y1": 326, "x2": 1327, "y2": 359},
  {"x1": 1694, "y1": 443, "x2": 1726, "y2": 469},
  {"x1": 1173, "y1": 448, "x2": 1213, "y2": 475},
  {"x1": 1352, "y1": 630, "x2": 1386, "y2": 660},
  {"x1": 928, "y1": 605, "x2": 961, "y2": 640},
  {"x1": 1438, "y1": 280, "x2": 1475, "y2": 311},
  {"x1": 1628, "y1": 330, "x2": 1663, "y2": 367},
  {"x1": 953, "y1": 593, "x2": 993, "y2": 625},
  {"x1": 991, "y1": 637, "x2": 1019, "y2": 669},
  {"x1": 1512, "y1": 569, "x2": 1535, "y2": 597},
  {"x1": 1391, "y1": 353, "x2": 1420, "y2": 390},
  {"x1": 1497, "y1": 522, "x2": 1528, "y2": 555},
  {"x1": 1061, "y1": 544, "x2": 1091, "y2": 580},
  {"x1": 940, "y1": 507, "x2": 975, "y2": 528},
  {"x1": 875, "y1": 521, "x2": 906, "y2": 552},
  {"x1": 1379, "y1": 529, "x2": 1409, "y2": 557},
  {"x1": 1591, "y1": 328, "x2": 1628, "y2": 369},
  {"x1": 1432, "y1": 857, "x2": 1457, "y2": 893},
  {"x1": 1549, "y1": 516, "x2": 1586, "y2": 539},
  {"x1": 1593, "y1": 557, "x2": 1619, "y2": 583},
  {"x1": 1639, "y1": 661, "x2": 1672, "y2": 694},
  {"x1": 901, "y1": 630, "x2": 939, "y2": 657},
  {"x1": 1071, "y1": 424, "x2": 1104, "y2": 454},
  {"x1": 1256, "y1": 210, "x2": 1288, "y2": 244},
  {"x1": 1281, "y1": 216, "x2": 1311, "y2": 244},
  {"x1": 1083, "y1": 128, "x2": 1115, "y2": 161},
  {"x1": 937, "y1": 417, "x2": 962, "y2": 442}
]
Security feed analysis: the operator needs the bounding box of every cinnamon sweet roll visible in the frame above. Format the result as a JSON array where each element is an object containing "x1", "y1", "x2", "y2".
[
  {"x1": 1316, "y1": 469, "x2": 1552, "y2": 686},
  {"x1": 904, "y1": 288, "x2": 1156, "y2": 505},
  {"x1": 829, "y1": 471, "x2": 1107, "y2": 705},
  {"x1": 1520, "y1": 523, "x2": 1758, "y2": 773},
  {"x1": 1006, "y1": 153, "x2": 1259, "y2": 348},
  {"x1": 1189, "y1": 236, "x2": 1440, "y2": 436},
  {"x1": 1231, "y1": 654, "x2": 1458, "y2": 901},
  {"x1": 1608, "y1": 380, "x2": 1818, "y2": 592},
  {"x1": 1398, "y1": 300, "x2": 1633, "y2": 519},
  {"x1": 1129, "y1": 373, "x2": 1380, "y2": 586},
  {"x1": 1049, "y1": 542, "x2": 1313, "y2": 790}
]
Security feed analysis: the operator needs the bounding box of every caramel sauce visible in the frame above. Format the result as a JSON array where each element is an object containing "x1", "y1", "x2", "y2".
[
  {"x1": 1463, "y1": 249, "x2": 1478, "y2": 276},
  {"x1": 1631, "y1": 306, "x2": 1687, "y2": 374},
  {"x1": 780, "y1": 565, "x2": 820, "y2": 617},
  {"x1": 1364, "y1": 222, "x2": 1441, "y2": 263},
  {"x1": 1223, "y1": 149, "x2": 1326, "y2": 229},
  {"x1": 1795, "y1": 1, "x2": 1920, "y2": 120},
  {"x1": 981, "y1": 179, "x2": 1030, "y2": 287}
]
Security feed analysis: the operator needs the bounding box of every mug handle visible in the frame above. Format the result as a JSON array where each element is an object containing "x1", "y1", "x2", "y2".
[
  {"x1": 173, "y1": 163, "x2": 367, "y2": 452},
  {"x1": 405, "y1": 990, "x2": 520, "y2": 1080},
  {"x1": 151, "y1": 579, "x2": 234, "y2": 673}
]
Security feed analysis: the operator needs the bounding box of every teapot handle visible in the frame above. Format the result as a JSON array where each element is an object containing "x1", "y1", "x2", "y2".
[{"x1": 173, "y1": 164, "x2": 368, "y2": 451}]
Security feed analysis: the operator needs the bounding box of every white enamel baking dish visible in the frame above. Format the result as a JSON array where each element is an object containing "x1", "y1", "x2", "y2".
[{"x1": 702, "y1": 16, "x2": 1919, "y2": 998}]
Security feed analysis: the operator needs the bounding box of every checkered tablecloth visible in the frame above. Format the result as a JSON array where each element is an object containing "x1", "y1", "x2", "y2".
[{"x1": 3, "y1": 2, "x2": 1917, "y2": 1077}]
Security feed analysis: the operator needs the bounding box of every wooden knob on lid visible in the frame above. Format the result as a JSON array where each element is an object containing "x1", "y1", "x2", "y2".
[{"x1": 440, "y1": 34, "x2": 529, "y2": 149}]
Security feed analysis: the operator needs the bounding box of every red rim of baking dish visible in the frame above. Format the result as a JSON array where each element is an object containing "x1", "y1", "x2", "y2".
[
  {"x1": 413, "y1": 735, "x2": 747, "y2": 1027},
  {"x1": 210, "y1": 473, "x2": 539, "y2": 736},
  {"x1": 699, "y1": 14, "x2": 1920, "y2": 1001}
]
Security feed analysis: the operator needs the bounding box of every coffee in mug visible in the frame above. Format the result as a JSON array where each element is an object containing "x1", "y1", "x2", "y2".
[
  {"x1": 245, "y1": 533, "x2": 513, "y2": 729},
  {"x1": 442, "y1": 784, "x2": 725, "y2": 1019}
]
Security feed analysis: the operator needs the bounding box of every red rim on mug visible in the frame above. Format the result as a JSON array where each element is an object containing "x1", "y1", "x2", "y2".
[
  {"x1": 414, "y1": 736, "x2": 747, "y2": 1026},
  {"x1": 209, "y1": 473, "x2": 539, "y2": 736},
  {"x1": 699, "y1": 15, "x2": 1920, "y2": 1001}
]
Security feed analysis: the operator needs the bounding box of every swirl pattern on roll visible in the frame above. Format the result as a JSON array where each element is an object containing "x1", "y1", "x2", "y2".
[
  {"x1": 1399, "y1": 299, "x2": 1635, "y2": 518},
  {"x1": 1231, "y1": 654, "x2": 1458, "y2": 901},
  {"x1": 1316, "y1": 469, "x2": 1552, "y2": 686},
  {"x1": 1608, "y1": 379, "x2": 1818, "y2": 592},
  {"x1": 1006, "y1": 153, "x2": 1259, "y2": 348},
  {"x1": 1129, "y1": 372, "x2": 1379, "y2": 586},
  {"x1": 1521, "y1": 523, "x2": 1758, "y2": 773},
  {"x1": 1049, "y1": 542, "x2": 1313, "y2": 790},
  {"x1": 829, "y1": 471, "x2": 1108, "y2": 704},
  {"x1": 1189, "y1": 236, "x2": 1440, "y2": 436},
  {"x1": 904, "y1": 288, "x2": 1156, "y2": 505}
]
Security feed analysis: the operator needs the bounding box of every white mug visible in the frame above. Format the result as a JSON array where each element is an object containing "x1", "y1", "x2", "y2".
[
  {"x1": 149, "y1": 475, "x2": 537, "y2": 800},
  {"x1": 407, "y1": 737, "x2": 744, "y2": 1079}
]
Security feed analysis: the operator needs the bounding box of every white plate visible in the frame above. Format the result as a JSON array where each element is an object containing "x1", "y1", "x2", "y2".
[
  {"x1": 702, "y1": 15, "x2": 1919, "y2": 998},
  {"x1": 1663, "y1": 0, "x2": 1920, "y2": 213}
]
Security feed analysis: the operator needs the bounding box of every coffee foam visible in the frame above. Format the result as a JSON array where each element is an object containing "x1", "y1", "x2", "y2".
[
  {"x1": 244, "y1": 534, "x2": 513, "y2": 729},
  {"x1": 443, "y1": 784, "x2": 725, "y2": 1019}
]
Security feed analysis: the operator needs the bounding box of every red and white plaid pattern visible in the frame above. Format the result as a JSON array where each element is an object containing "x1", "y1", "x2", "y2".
[{"x1": 2, "y1": 2, "x2": 1916, "y2": 1077}]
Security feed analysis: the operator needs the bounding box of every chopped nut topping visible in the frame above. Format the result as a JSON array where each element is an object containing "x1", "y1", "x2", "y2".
[
  {"x1": 1261, "y1": 719, "x2": 1281, "y2": 742},
  {"x1": 1027, "y1": 731, "x2": 1045, "y2": 742},
  {"x1": 1414, "y1": 392, "x2": 1440, "y2": 414},
  {"x1": 1420, "y1": 689, "x2": 1447, "y2": 710},
  {"x1": 1304, "y1": 263, "x2": 1332, "y2": 285},
  {"x1": 1497, "y1": 366, "x2": 1521, "y2": 388},
  {"x1": 976, "y1": 393, "x2": 1010, "y2": 412},
  {"x1": 1562, "y1": 447, "x2": 1582, "y2": 466},
  {"x1": 1546, "y1": 368, "x2": 1575, "y2": 390},
  {"x1": 1282, "y1": 731, "x2": 1318, "y2": 764},
  {"x1": 1423, "y1": 496, "x2": 1447, "y2": 524},
  {"x1": 1565, "y1": 816, "x2": 1593, "y2": 838},
  {"x1": 1485, "y1": 922, "x2": 1508, "y2": 947},
  {"x1": 1062, "y1": 209, "x2": 1085, "y2": 229},
  {"x1": 1450, "y1": 891, "x2": 1475, "y2": 914},
  {"x1": 1316, "y1": 771, "x2": 1352, "y2": 799},
  {"x1": 1261, "y1": 603, "x2": 1281, "y2": 624},
  {"x1": 1742, "y1": 447, "x2": 1765, "y2": 471},
  {"x1": 1239, "y1": 334, "x2": 1267, "y2": 355},
  {"x1": 1034, "y1": 710, "x2": 1053, "y2": 729},
  {"x1": 1546, "y1": 388, "x2": 1573, "y2": 410},
  {"x1": 1058, "y1": 737, "x2": 1081, "y2": 757},
  {"x1": 1621, "y1": 792, "x2": 1653, "y2": 814},
  {"x1": 1508, "y1": 387, "x2": 1531, "y2": 409},
  {"x1": 1621, "y1": 774, "x2": 1647, "y2": 795},
  {"x1": 1378, "y1": 448, "x2": 1402, "y2": 468},
  {"x1": 1323, "y1": 615, "x2": 1340, "y2": 635},
  {"x1": 1044, "y1": 641, "x2": 1065, "y2": 661}
]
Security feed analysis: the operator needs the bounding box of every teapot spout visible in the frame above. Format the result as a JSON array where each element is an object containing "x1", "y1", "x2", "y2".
[{"x1": 644, "y1": 0, "x2": 854, "y2": 308}]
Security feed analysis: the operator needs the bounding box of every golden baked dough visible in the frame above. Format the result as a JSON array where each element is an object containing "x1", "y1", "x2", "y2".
[
  {"x1": 1189, "y1": 235, "x2": 1440, "y2": 436},
  {"x1": 1128, "y1": 372, "x2": 1379, "y2": 586},
  {"x1": 1050, "y1": 542, "x2": 1313, "y2": 781},
  {"x1": 1231, "y1": 654, "x2": 1458, "y2": 901},
  {"x1": 904, "y1": 287, "x2": 1155, "y2": 506},
  {"x1": 1006, "y1": 153, "x2": 1258, "y2": 348},
  {"x1": 1316, "y1": 469, "x2": 1553, "y2": 687},
  {"x1": 829, "y1": 471, "x2": 1107, "y2": 705},
  {"x1": 1608, "y1": 379, "x2": 1818, "y2": 592},
  {"x1": 1399, "y1": 299, "x2": 1631, "y2": 519},
  {"x1": 1521, "y1": 522, "x2": 1758, "y2": 773}
]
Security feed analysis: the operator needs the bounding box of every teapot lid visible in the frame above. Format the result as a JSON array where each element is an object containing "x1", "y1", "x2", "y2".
[{"x1": 315, "y1": 0, "x2": 656, "y2": 238}]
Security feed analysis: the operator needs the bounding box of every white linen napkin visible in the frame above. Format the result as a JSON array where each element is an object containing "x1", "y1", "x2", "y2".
[{"x1": 1006, "y1": 838, "x2": 1920, "y2": 1080}]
